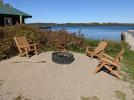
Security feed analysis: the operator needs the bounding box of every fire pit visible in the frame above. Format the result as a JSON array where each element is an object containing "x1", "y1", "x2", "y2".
[{"x1": 52, "y1": 52, "x2": 74, "y2": 64}]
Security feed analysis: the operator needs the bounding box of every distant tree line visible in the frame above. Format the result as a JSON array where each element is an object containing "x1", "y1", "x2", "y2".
[{"x1": 28, "y1": 22, "x2": 134, "y2": 27}]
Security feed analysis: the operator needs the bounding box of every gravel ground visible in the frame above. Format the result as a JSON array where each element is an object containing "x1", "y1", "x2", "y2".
[{"x1": 0, "y1": 51, "x2": 133, "y2": 100}]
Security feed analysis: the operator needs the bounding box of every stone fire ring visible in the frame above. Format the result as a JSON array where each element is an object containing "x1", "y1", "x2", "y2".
[{"x1": 52, "y1": 52, "x2": 75, "y2": 64}]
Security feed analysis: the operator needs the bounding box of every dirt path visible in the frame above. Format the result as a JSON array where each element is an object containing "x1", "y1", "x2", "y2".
[{"x1": 0, "y1": 52, "x2": 133, "y2": 100}]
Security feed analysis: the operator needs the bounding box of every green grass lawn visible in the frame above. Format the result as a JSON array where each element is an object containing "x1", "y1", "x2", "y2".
[
  {"x1": 80, "y1": 39, "x2": 134, "y2": 80},
  {"x1": 84, "y1": 39, "x2": 134, "y2": 81},
  {"x1": 121, "y1": 50, "x2": 134, "y2": 80}
]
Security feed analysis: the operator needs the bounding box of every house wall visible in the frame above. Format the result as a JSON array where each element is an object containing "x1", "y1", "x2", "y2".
[
  {"x1": 12, "y1": 16, "x2": 25, "y2": 24},
  {"x1": 0, "y1": 14, "x2": 25, "y2": 26},
  {"x1": 0, "y1": 15, "x2": 5, "y2": 26}
]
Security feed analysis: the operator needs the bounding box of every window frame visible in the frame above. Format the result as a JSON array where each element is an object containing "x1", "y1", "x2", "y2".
[{"x1": 4, "y1": 17, "x2": 13, "y2": 26}]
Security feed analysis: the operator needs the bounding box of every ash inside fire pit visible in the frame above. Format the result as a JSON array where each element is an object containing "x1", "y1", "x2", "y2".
[{"x1": 52, "y1": 52, "x2": 74, "y2": 64}]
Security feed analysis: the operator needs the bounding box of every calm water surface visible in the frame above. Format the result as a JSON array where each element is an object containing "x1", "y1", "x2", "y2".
[{"x1": 52, "y1": 26, "x2": 134, "y2": 40}]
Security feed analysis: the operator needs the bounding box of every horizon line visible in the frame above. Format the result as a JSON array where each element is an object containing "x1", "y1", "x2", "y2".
[{"x1": 27, "y1": 22, "x2": 134, "y2": 24}]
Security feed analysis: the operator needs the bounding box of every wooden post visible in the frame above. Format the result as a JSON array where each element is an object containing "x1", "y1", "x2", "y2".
[{"x1": 20, "y1": 15, "x2": 22, "y2": 24}]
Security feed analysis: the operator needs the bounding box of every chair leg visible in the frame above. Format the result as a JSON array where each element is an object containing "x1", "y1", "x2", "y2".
[
  {"x1": 86, "y1": 48, "x2": 94, "y2": 58},
  {"x1": 19, "y1": 52, "x2": 27, "y2": 57},
  {"x1": 91, "y1": 54, "x2": 93, "y2": 58},
  {"x1": 85, "y1": 47, "x2": 89, "y2": 54},
  {"x1": 94, "y1": 62, "x2": 105, "y2": 73},
  {"x1": 19, "y1": 53, "x2": 25, "y2": 57},
  {"x1": 25, "y1": 48, "x2": 29, "y2": 58},
  {"x1": 35, "y1": 50, "x2": 38, "y2": 55},
  {"x1": 104, "y1": 65, "x2": 121, "y2": 79},
  {"x1": 90, "y1": 52, "x2": 95, "y2": 58},
  {"x1": 34, "y1": 46, "x2": 37, "y2": 55}
]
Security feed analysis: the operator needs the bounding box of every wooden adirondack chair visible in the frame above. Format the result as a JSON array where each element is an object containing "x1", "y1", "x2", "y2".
[
  {"x1": 14, "y1": 36, "x2": 37, "y2": 57},
  {"x1": 86, "y1": 41, "x2": 108, "y2": 58},
  {"x1": 94, "y1": 48, "x2": 125, "y2": 78}
]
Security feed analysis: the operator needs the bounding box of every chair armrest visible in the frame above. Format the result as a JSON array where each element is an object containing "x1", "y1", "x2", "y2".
[
  {"x1": 101, "y1": 58, "x2": 120, "y2": 67},
  {"x1": 97, "y1": 50, "x2": 105, "y2": 54},
  {"x1": 19, "y1": 46, "x2": 28, "y2": 48},
  {"x1": 29, "y1": 44, "x2": 37, "y2": 47},
  {"x1": 102, "y1": 53, "x2": 114, "y2": 60}
]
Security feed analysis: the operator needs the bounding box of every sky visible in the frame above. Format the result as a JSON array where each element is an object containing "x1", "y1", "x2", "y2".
[{"x1": 4, "y1": 0, "x2": 134, "y2": 23}]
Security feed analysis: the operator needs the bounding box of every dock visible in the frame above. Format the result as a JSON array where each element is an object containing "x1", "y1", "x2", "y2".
[
  {"x1": 121, "y1": 30, "x2": 134, "y2": 51},
  {"x1": 39, "y1": 26, "x2": 51, "y2": 32}
]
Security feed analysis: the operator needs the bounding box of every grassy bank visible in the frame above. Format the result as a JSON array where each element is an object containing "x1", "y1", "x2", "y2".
[
  {"x1": 72, "y1": 37, "x2": 134, "y2": 81},
  {"x1": 122, "y1": 50, "x2": 134, "y2": 80}
]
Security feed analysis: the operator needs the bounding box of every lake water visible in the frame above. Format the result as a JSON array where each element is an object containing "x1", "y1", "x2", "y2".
[{"x1": 52, "y1": 26, "x2": 134, "y2": 40}]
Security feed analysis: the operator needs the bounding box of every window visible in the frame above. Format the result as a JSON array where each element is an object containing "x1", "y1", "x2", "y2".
[{"x1": 4, "y1": 17, "x2": 12, "y2": 26}]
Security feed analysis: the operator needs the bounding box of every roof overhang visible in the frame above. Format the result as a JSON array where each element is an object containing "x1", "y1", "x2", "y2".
[
  {"x1": 0, "y1": 14, "x2": 32, "y2": 18},
  {"x1": 0, "y1": 5, "x2": 32, "y2": 18}
]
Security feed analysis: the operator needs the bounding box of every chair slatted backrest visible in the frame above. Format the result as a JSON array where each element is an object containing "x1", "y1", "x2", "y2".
[
  {"x1": 114, "y1": 48, "x2": 125, "y2": 63},
  {"x1": 14, "y1": 37, "x2": 30, "y2": 53},
  {"x1": 94, "y1": 41, "x2": 108, "y2": 54}
]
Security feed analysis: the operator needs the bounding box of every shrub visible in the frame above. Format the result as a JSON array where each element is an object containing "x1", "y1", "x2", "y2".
[
  {"x1": 0, "y1": 25, "x2": 85, "y2": 60},
  {"x1": 39, "y1": 30, "x2": 85, "y2": 52},
  {"x1": 0, "y1": 25, "x2": 40, "y2": 60}
]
